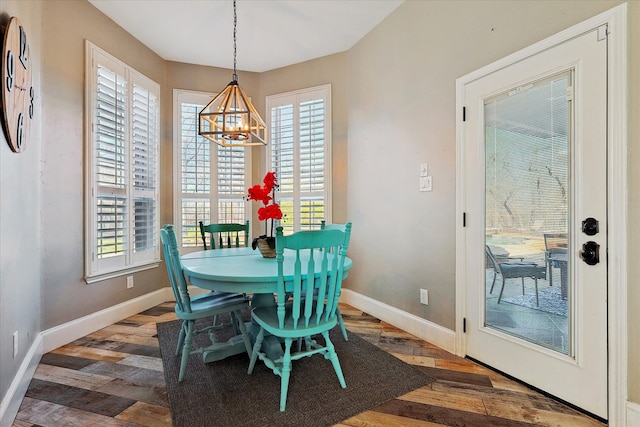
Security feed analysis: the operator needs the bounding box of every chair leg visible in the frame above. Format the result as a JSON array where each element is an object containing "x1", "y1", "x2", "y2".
[
  {"x1": 247, "y1": 328, "x2": 264, "y2": 374},
  {"x1": 176, "y1": 321, "x2": 187, "y2": 356},
  {"x1": 322, "y1": 331, "x2": 346, "y2": 389},
  {"x1": 497, "y1": 278, "x2": 507, "y2": 303},
  {"x1": 490, "y1": 271, "x2": 497, "y2": 293},
  {"x1": 229, "y1": 311, "x2": 240, "y2": 335},
  {"x1": 521, "y1": 277, "x2": 525, "y2": 295},
  {"x1": 178, "y1": 320, "x2": 194, "y2": 382},
  {"x1": 534, "y1": 277, "x2": 539, "y2": 306},
  {"x1": 279, "y1": 339, "x2": 293, "y2": 412},
  {"x1": 336, "y1": 308, "x2": 348, "y2": 341}
]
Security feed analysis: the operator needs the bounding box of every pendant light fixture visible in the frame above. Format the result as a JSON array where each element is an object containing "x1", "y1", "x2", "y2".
[{"x1": 199, "y1": 0, "x2": 267, "y2": 147}]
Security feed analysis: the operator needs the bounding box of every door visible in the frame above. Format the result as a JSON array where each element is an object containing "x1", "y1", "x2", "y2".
[{"x1": 459, "y1": 27, "x2": 607, "y2": 418}]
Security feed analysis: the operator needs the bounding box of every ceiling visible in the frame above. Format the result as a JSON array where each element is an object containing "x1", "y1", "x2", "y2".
[{"x1": 88, "y1": 0, "x2": 404, "y2": 73}]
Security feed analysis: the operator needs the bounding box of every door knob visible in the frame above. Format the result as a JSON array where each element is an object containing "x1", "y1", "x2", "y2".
[
  {"x1": 582, "y1": 217, "x2": 599, "y2": 236},
  {"x1": 580, "y1": 241, "x2": 600, "y2": 265}
]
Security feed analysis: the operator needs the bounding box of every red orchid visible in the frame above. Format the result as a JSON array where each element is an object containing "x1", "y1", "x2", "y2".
[
  {"x1": 246, "y1": 172, "x2": 284, "y2": 241},
  {"x1": 258, "y1": 203, "x2": 283, "y2": 221},
  {"x1": 247, "y1": 184, "x2": 272, "y2": 205},
  {"x1": 263, "y1": 171, "x2": 277, "y2": 192}
]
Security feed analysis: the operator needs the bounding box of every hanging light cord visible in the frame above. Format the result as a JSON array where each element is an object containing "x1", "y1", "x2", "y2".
[{"x1": 232, "y1": 0, "x2": 238, "y2": 82}]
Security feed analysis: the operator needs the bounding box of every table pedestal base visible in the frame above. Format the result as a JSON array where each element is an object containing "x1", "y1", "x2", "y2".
[
  {"x1": 202, "y1": 334, "x2": 248, "y2": 363},
  {"x1": 201, "y1": 321, "x2": 285, "y2": 363}
]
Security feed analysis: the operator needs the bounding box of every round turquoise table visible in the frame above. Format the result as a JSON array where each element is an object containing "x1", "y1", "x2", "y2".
[{"x1": 181, "y1": 246, "x2": 352, "y2": 361}]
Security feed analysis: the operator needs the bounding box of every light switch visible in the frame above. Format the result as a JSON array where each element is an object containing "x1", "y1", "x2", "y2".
[
  {"x1": 420, "y1": 176, "x2": 432, "y2": 192},
  {"x1": 420, "y1": 163, "x2": 428, "y2": 177}
]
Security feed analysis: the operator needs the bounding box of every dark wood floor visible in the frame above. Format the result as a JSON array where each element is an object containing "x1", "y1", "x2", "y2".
[{"x1": 12, "y1": 302, "x2": 606, "y2": 426}]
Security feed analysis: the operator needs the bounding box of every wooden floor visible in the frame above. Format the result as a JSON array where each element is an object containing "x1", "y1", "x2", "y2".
[{"x1": 13, "y1": 302, "x2": 606, "y2": 427}]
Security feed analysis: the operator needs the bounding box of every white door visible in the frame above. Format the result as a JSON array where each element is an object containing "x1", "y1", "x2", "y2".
[{"x1": 459, "y1": 27, "x2": 607, "y2": 418}]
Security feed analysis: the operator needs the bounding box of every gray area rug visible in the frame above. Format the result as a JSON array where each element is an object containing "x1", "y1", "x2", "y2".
[
  {"x1": 157, "y1": 314, "x2": 435, "y2": 427},
  {"x1": 502, "y1": 285, "x2": 568, "y2": 317}
]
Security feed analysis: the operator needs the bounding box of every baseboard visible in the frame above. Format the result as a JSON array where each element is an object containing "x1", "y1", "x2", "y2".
[
  {"x1": 1, "y1": 288, "x2": 172, "y2": 427},
  {"x1": 340, "y1": 289, "x2": 456, "y2": 353},
  {"x1": 0, "y1": 334, "x2": 42, "y2": 427},
  {"x1": 627, "y1": 400, "x2": 640, "y2": 427},
  {"x1": 42, "y1": 288, "x2": 170, "y2": 353}
]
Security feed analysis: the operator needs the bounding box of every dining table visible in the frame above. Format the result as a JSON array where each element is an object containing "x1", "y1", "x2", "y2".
[{"x1": 181, "y1": 246, "x2": 353, "y2": 362}]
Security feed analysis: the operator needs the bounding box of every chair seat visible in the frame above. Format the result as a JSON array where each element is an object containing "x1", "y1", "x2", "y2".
[
  {"x1": 501, "y1": 263, "x2": 546, "y2": 279},
  {"x1": 251, "y1": 305, "x2": 338, "y2": 338},
  {"x1": 191, "y1": 290, "x2": 244, "y2": 304},
  {"x1": 175, "y1": 294, "x2": 248, "y2": 320}
]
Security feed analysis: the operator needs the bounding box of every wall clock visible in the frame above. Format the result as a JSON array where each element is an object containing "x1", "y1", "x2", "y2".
[{"x1": 1, "y1": 16, "x2": 34, "y2": 153}]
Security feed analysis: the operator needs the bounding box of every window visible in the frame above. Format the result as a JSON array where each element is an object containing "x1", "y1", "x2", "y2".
[
  {"x1": 266, "y1": 85, "x2": 332, "y2": 234},
  {"x1": 85, "y1": 42, "x2": 160, "y2": 283},
  {"x1": 173, "y1": 90, "x2": 251, "y2": 251}
]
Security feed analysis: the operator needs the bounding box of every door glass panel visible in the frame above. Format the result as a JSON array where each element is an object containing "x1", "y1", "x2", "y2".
[{"x1": 484, "y1": 71, "x2": 571, "y2": 355}]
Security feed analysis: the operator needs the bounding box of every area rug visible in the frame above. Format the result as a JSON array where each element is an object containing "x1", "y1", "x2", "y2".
[
  {"x1": 502, "y1": 285, "x2": 568, "y2": 317},
  {"x1": 157, "y1": 315, "x2": 436, "y2": 427}
]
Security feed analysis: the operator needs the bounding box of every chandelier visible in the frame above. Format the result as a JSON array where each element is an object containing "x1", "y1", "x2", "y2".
[{"x1": 198, "y1": 0, "x2": 267, "y2": 147}]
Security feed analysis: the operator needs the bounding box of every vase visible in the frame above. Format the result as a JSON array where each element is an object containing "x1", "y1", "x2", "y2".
[{"x1": 256, "y1": 237, "x2": 276, "y2": 258}]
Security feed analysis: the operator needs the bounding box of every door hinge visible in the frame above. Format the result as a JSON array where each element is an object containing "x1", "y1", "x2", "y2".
[
  {"x1": 463, "y1": 317, "x2": 467, "y2": 333},
  {"x1": 597, "y1": 24, "x2": 607, "y2": 41},
  {"x1": 462, "y1": 106, "x2": 466, "y2": 122},
  {"x1": 463, "y1": 212, "x2": 467, "y2": 227}
]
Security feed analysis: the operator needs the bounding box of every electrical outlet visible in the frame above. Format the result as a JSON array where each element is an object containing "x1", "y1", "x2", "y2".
[
  {"x1": 420, "y1": 289, "x2": 429, "y2": 305},
  {"x1": 13, "y1": 331, "x2": 18, "y2": 358},
  {"x1": 126, "y1": 276, "x2": 134, "y2": 289}
]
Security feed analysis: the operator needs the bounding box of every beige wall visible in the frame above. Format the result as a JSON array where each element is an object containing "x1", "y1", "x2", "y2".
[
  {"x1": 0, "y1": 0, "x2": 42, "y2": 403},
  {"x1": 259, "y1": 53, "x2": 350, "y2": 225},
  {"x1": 1, "y1": 0, "x2": 638, "y2": 419},
  {"x1": 38, "y1": 0, "x2": 168, "y2": 332},
  {"x1": 345, "y1": 0, "x2": 634, "y2": 399}
]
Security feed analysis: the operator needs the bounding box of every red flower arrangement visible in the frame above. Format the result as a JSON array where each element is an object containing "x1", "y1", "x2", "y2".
[{"x1": 247, "y1": 171, "x2": 283, "y2": 249}]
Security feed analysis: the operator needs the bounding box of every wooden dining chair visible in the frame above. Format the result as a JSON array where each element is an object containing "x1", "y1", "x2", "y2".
[
  {"x1": 161, "y1": 224, "x2": 252, "y2": 382},
  {"x1": 248, "y1": 224, "x2": 352, "y2": 411},
  {"x1": 199, "y1": 220, "x2": 250, "y2": 250}
]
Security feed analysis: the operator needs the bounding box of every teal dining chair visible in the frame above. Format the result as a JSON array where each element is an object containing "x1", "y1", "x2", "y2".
[
  {"x1": 247, "y1": 224, "x2": 352, "y2": 411},
  {"x1": 160, "y1": 224, "x2": 252, "y2": 382},
  {"x1": 199, "y1": 220, "x2": 250, "y2": 250},
  {"x1": 197, "y1": 220, "x2": 251, "y2": 327}
]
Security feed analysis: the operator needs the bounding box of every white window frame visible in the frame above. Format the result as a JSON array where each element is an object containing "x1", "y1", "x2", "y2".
[
  {"x1": 172, "y1": 89, "x2": 252, "y2": 253},
  {"x1": 84, "y1": 41, "x2": 160, "y2": 283},
  {"x1": 266, "y1": 84, "x2": 332, "y2": 233}
]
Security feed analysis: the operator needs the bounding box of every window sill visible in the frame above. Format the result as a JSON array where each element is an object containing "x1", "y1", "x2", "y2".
[{"x1": 85, "y1": 261, "x2": 160, "y2": 284}]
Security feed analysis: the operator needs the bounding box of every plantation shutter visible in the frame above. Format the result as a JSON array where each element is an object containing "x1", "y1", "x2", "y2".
[
  {"x1": 299, "y1": 98, "x2": 326, "y2": 228},
  {"x1": 174, "y1": 90, "x2": 250, "y2": 249},
  {"x1": 179, "y1": 101, "x2": 211, "y2": 246},
  {"x1": 95, "y1": 65, "x2": 127, "y2": 261},
  {"x1": 86, "y1": 42, "x2": 160, "y2": 282},
  {"x1": 267, "y1": 85, "x2": 331, "y2": 234},
  {"x1": 131, "y1": 82, "x2": 158, "y2": 260}
]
